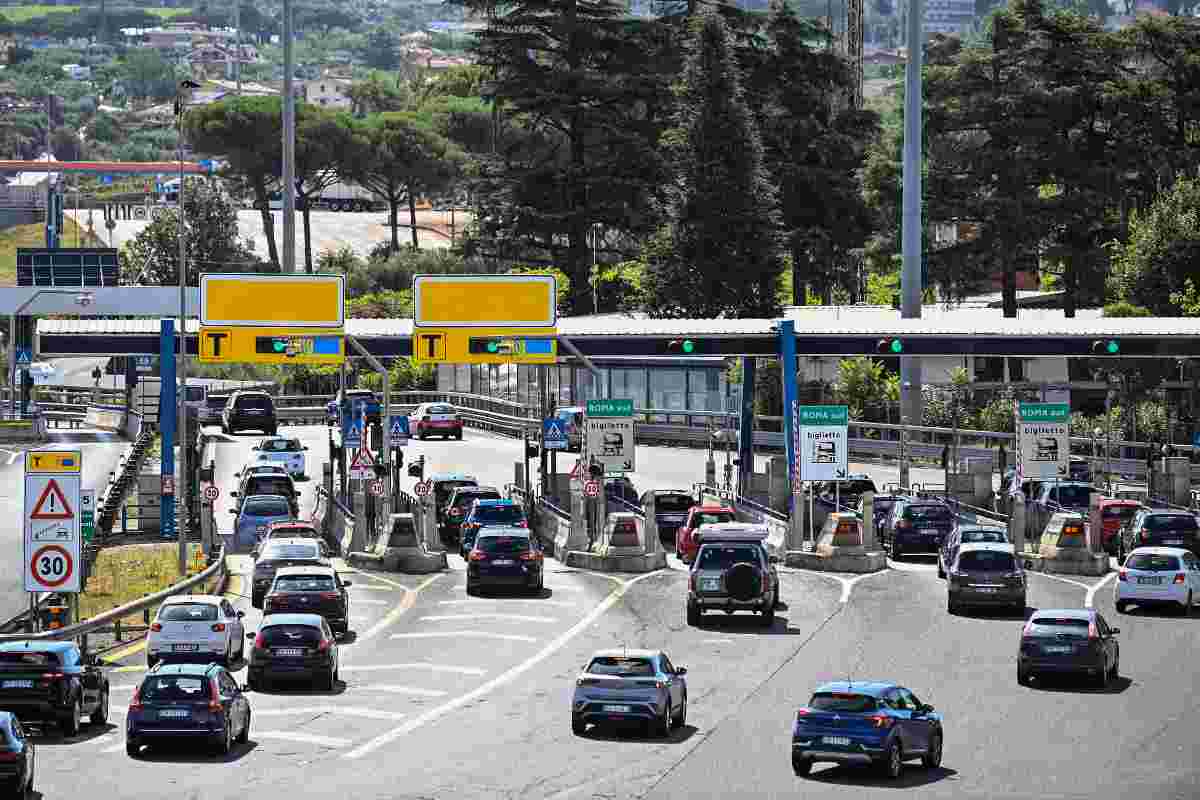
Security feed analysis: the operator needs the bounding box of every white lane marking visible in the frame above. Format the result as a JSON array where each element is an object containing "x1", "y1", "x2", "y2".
[
  {"x1": 1086, "y1": 571, "x2": 1118, "y2": 608},
  {"x1": 371, "y1": 685, "x2": 450, "y2": 698},
  {"x1": 1030, "y1": 572, "x2": 1091, "y2": 592},
  {"x1": 342, "y1": 570, "x2": 410, "y2": 591},
  {"x1": 793, "y1": 568, "x2": 888, "y2": 604},
  {"x1": 701, "y1": 638, "x2": 734, "y2": 644},
  {"x1": 418, "y1": 613, "x2": 557, "y2": 624},
  {"x1": 389, "y1": 631, "x2": 537, "y2": 643},
  {"x1": 355, "y1": 573, "x2": 442, "y2": 645},
  {"x1": 252, "y1": 706, "x2": 407, "y2": 721},
  {"x1": 437, "y1": 599, "x2": 578, "y2": 608},
  {"x1": 6, "y1": 451, "x2": 18, "y2": 465},
  {"x1": 347, "y1": 569, "x2": 664, "y2": 759},
  {"x1": 339, "y1": 663, "x2": 486, "y2": 677},
  {"x1": 887, "y1": 559, "x2": 937, "y2": 573},
  {"x1": 255, "y1": 731, "x2": 351, "y2": 748},
  {"x1": 350, "y1": 583, "x2": 399, "y2": 592},
  {"x1": 349, "y1": 597, "x2": 391, "y2": 606}
]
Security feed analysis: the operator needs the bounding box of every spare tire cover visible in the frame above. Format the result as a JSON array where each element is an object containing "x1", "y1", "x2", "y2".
[{"x1": 724, "y1": 562, "x2": 761, "y2": 601}]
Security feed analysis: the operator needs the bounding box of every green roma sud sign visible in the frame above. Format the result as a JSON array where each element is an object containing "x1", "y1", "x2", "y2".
[
  {"x1": 587, "y1": 399, "x2": 633, "y2": 417},
  {"x1": 1017, "y1": 403, "x2": 1069, "y2": 423},
  {"x1": 798, "y1": 405, "x2": 849, "y2": 426}
]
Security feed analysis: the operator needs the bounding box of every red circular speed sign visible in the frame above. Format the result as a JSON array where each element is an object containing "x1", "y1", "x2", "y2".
[{"x1": 30, "y1": 544, "x2": 73, "y2": 588}]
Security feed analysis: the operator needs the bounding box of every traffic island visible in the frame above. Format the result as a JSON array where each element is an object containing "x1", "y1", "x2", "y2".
[
  {"x1": 786, "y1": 509, "x2": 887, "y2": 573},
  {"x1": 1019, "y1": 511, "x2": 1109, "y2": 577},
  {"x1": 346, "y1": 513, "x2": 447, "y2": 573},
  {"x1": 562, "y1": 513, "x2": 666, "y2": 573}
]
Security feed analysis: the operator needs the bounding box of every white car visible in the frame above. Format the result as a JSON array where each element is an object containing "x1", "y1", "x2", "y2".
[
  {"x1": 409, "y1": 402, "x2": 463, "y2": 440},
  {"x1": 251, "y1": 436, "x2": 308, "y2": 477},
  {"x1": 1115, "y1": 546, "x2": 1200, "y2": 614},
  {"x1": 147, "y1": 595, "x2": 246, "y2": 668}
]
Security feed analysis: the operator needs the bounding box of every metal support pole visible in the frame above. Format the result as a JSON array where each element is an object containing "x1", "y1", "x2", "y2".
[
  {"x1": 556, "y1": 335, "x2": 603, "y2": 387},
  {"x1": 7, "y1": 313, "x2": 14, "y2": 418},
  {"x1": 345, "y1": 335, "x2": 390, "y2": 472},
  {"x1": 537, "y1": 365, "x2": 548, "y2": 497},
  {"x1": 738, "y1": 357, "x2": 756, "y2": 498},
  {"x1": 233, "y1": 0, "x2": 241, "y2": 95},
  {"x1": 900, "y1": 0, "x2": 924, "y2": 427},
  {"x1": 176, "y1": 100, "x2": 188, "y2": 564},
  {"x1": 160, "y1": 319, "x2": 178, "y2": 552},
  {"x1": 281, "y1": 0, "x2": 296, "y2": 273},
  {"x1": 780, "y1": 321, "x2": 798, "y2": 508}
]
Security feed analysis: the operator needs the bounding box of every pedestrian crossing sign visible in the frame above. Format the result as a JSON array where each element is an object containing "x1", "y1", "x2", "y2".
[{"x1": 542, "y1": 418, "x2": 568, "y2": 451}]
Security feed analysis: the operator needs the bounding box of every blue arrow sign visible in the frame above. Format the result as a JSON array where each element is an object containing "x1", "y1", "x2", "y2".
[
  {"x1": 389, "y1": 417, "x2": 410, "y2": 446},
  {"x1": 542, "y1": 418, "x2": 568, "y2": 451}
]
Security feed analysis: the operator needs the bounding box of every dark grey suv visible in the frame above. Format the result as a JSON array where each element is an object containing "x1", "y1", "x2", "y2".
[{"x1": 222, "y1": 390, "x2": 277, "y2": 435}]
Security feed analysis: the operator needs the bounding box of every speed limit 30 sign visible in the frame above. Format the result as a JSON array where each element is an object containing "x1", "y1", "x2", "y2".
[
  {"x1": 30, "y1": 545, "x2": 73, "y2": 588},
  {"x1": 24, "y1": 450, "x2": 82, "y2": 593}
]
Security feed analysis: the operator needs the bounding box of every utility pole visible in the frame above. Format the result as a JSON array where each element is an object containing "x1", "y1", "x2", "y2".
[
  {"x1": 900, "y1": 0, "x2": 924, "y2": 426},
  {"x1": 233, "y1": 0, "x2": 241, "y2": 96},
  {"x1": 281, "y1": 0, "x2": 297, "y2": 273},
  {"x1": 176, "y1": 80, "x2": 199, "y2": 575}
]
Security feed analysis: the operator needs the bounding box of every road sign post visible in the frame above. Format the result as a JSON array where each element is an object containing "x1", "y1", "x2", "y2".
[
  {"x1": 798, "y1": 405, "x2": 849, "y2": 482},
  {"x1": 79, "y1": 489, "x2": 94, "y2": 546},
  {"x1": 1015, "y1": 403, "x2": 1070, "y2": 480},
  {"x1": 24, "y1": 450, "x2": 82, "y2": 594}
]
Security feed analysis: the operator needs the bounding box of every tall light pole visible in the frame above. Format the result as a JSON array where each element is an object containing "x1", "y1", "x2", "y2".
[
  {"x1": 900, "y1": 0, "x2": 924, "y2": 426},
  {"x1": 281, "y1": 0, "x2": 297, "y2": 273},
  {"x1": 176, "y1": 78, "x2": 200, "y2": 575}
]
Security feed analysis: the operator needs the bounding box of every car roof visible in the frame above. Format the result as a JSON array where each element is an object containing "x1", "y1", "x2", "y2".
[
  {"x1": 1128, "y1": 546, "x2": 1193, "y2": 556},
  {"x1": 590, "y1": 648, "x2": 659, "y2": 659},
  {"x1": 264, "y1": 537, "x2": 320, "y2": 548},
  {"x1": 476, "y1": 526, "x2": 530, "y2": 538},
  {"x1": 1101, "y1": 498, "x2": 1141, "y2": 507},
  {"x1": 161, "y1": 594, "x2": 222, "y2": 605},
  {"x1": 652, "y1": 489, "x2": 693, "y2": 495},
  {"x1": 274, "y1": 565, "x2": 335, "y2": 576},
  {"x1": 0, "y1": 640, "x2": 76, "y2": 654},
  {"x1": 812, "y1": 681, "x2": 893, "y2": 696},
  {"x1": 452, "y1": 485, "x2": 499, "y2": 494},
  {"x1": 242, "y1": 494, "x2": 291, "y2": 503},
  {"x1": 474, "y1": 499, "x2": 517, "y2": 507},
  {"x1": 235, "y1": 390, "x2": 270, "y2": 397},
  {"x1": 260, "y1": 613, "x2": 326, "y2": 626},
  {"x1": 430, "y1": 473, "x2": 477, "y2": 482},
  {"x1": 956, "y1": 524, "x2": 1006, "y2": 533},
  {"x1": 957, "y1": 542, "x2": 1015, "y2": 554},
  {"x1": 147, "y1": 662, "x2": 220, "y2": 677},
  {"x1": 1030, "y1": 608, "x2": 1093, "y2": 620},
  {"x1": 556, "y1": 406, "x2": 584, "y2": 413},
  {"x1": 1142, "y1": 509, "x2": 1196, "y2": 517},
  {"x1": 692, "y1": 505, "x2": 735, "y2": 512},
  {"x1": 267, "y1": 521, "x2": 317, "y2": 530}
]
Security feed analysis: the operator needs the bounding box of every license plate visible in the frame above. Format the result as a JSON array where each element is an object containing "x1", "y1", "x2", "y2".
[
  {"x1": 492, "y1": 559, "x2": 514, "y2": 566},
  {"x1": 275, "y1": 648, "x2": 304, "y2": 657},
  {"x1": 1043, "y1": 645, "x2": 1072, "y2": 653},
  {"x1": 701, "y1": 579, "x2": 721, "y2": 591},
  {"x1": 822, "y1": 736, "x2": 851, "y2": 746},
  {"x1": 1138, "y1": 577, "x2": 1162, "y2": 585},
  {"x1": 974, "y1": 588, "x2": 998, "y2": 593},
  {"x1": 1, "y1": 680, "x2": 32, "y2": 689},
  {"x1": 1165, "y1": 539, "x2": 1183, "y2": 545},
  {"x1": 158, "y1": 709, "x2": 190, "y2": 719},
  {"x1": 172, "y1": 644, "x2": 200, "y2": 652},
  {"x1": 602, "y1": 705, "x2": 631, "y2": 713},
  {"x1": 921, "y1": 529, "x2": 939, "y2": 535}
]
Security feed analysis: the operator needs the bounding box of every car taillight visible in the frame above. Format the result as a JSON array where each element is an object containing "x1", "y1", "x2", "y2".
[
  {"x1": 795, "y1": 708, "x2": 810, "y2": 721},
  {"x1": 517, "y1": 520, "x2": 529, "y2": 528},
  {"x1": 0, "y1": 752, "x2": 20, "y2": 762},
  {"x1": 519, "y1": 550, "x2": 542, "y2": 561},
  {"x1": 469, "y1": 551, "x2": 486, "y2": 561},
  {"x1": 1118, "y1": 570, "x2": 1128, "y2": 582},
  {"x1": 1022, "y1": 619, "x2": 1035, "y2": 636},
  {"x1": 320, "y1": 592, "x2": 340, "y2": 600},
  {"x1": 655, "y1": 680, "x2": 667, "y2": 689},
  {"x1": 1175, "y1": 573, "x2": 1186, "y2": 584},
  {"x1": 871, "y1": 715, "x2": 894, "y2": 729},
  {"x1": 1088, "y1": 621, "x2": 1098, "y2": 639},
  {"x1": 254, "y1": 632, "x2": 266, "y2": 649},
  {"x1": 211, "y1": 623, "x2": 226, "y2": 632},
  {"x1": 36, "y1": 672, "x2": 65, "y2": 688},
  {"x1": 1140, "y1": 529, "x2": 1149, "y2": 542},
  {"x1": 897, "y1": 520, "x2": 912, "y2": 529},
  {"x1": 129, "y1": 686, "x2": 144, "y2": 712},
  {"x1": 150, "y1": 623, "x2": 162, "y2": 632},
  {"x1": 451, "y1": 507, "x2": 462, "y2": 517},
  {"x1": 208, "y1": 680, "x2": 222, "y2": 713},
  {"x1": 317, "y1": 639, "x2": 331, "y2": 652}
]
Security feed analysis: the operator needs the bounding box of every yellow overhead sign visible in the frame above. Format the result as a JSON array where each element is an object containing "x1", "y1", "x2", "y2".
[
  {"x1": 413, "y1": 274, "x2": 557, "y2": 328},
  {"x1": 26, "y1": 450, "x2": 82, "y2": 473},
  {"x1": 200, "y1": 274, "x2": 345, "y2": 328},
  {"x1": 413, "y1": 328, "x2": 557, "y2": 365},
  {"x1": 197, "y1": 326, "x2": 345, "y2": 365}
]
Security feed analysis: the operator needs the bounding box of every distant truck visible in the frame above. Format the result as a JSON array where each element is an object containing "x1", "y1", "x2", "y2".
[{"x1": 250, "y1": 182, "x2": 384, "y2": 212}]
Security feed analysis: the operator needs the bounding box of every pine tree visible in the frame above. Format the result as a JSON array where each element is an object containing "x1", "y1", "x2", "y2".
[{"x1": 641, "y1": 9, "x2": 783, "y2": 319}]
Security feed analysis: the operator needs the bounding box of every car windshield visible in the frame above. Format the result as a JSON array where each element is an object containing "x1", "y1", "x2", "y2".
[
  {"x1": 1029, "y1": 616, "x2": 1090, "y2": 637},
  {"x1": 206, "y1": 396, "x2": 228, "y2": 408},
  {"x1": 159, "y1": 603, "x2": 218, "y2": 622},
  {"x1": 960, "y1": 529, "x2": 1006, "y2": 544},
  {"x1": 453, "y1": 491, "x2": 501, "y2": 508},
  {"x1": 826, "y1": 480, "x2": 877, "y2": 497},
  {"x1": 262, "y1": 439, "x2": 301, "y2": 453},
  {"x1": 264, "y1": 544, "x2": 319, "y2": 560},
  {"x1": 957, "y1": 551, "x2": 1016, "y2": 571},
  {"x1": 586, "y1": 657, "x2": 656, "y2": 677},
  {"x1": 273, "y1": 575, "x2": 336, "y2": 592},
  {"x1": 237, "y1": 395, "x2": 272, "y2": 409},
  {"x1": 697, "y1": 546, "x2": 759, "y2": 570},
  {"x1": 139, "y1": 676, "x2": 208, "y2": 702},
  {"x1": 473, "y1": 505, "x2": 525, "y2": 525},
  {"x1": 693, "y1": 511, "x2": 734, "y2": 527},
  {"x1": 246, "y1": 477, "x2": 292, "y2": 496},
  {"x1": 1127, "y1": 553, "x2": 1181, "y2": 572},
  {"x1": 0, "y1": 652, "x2": 58, "y2": 667},
  {"x1": 477, "y1": 536, "x2": 530, "y2": 555},
  {"x1": 243, "y1": 498, "x2": 290, "y2": 517},
  {"x1": 907, "y1": 505, "x2": 952, "y2": 522},
  {"x1": 436, "y1": 481, "x2": 476, "y2": 507},
  {"x1": 1056, "y1": 486, "x2": 1092, "y2": 506},
  {"x1": 656, "y1": 495, "x2": 694, "y2": 512},
  {"x1": 1103, "y1": 506, "x2": 1139, "y2": 522},
  {"x1": 1145, "y1": 515, "x2": 1198, "y2": 532},
  {"x1": 427, "y1": 404, "x2": 455, "y2": 414},
  {"x1": 808, "y1": 692, "x2": 878, "y2": 712}
]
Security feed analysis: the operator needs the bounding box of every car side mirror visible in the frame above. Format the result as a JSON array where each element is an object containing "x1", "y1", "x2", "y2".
[
  {"x1": 1110, "y1": 627, "x2": 1120, "y2": 635},
  {"x1": 245, "y1": 632, "x2": 255, "y2": 640},
  {"x1": 303, "y1": 446, "x2": 309, "y2": 451},
  {"x1": 236, "y1": 610, "x2": 246, "y2": 618},
  {"x1": 230, "y1": 491, "x2": 239, "y2": 497},
  {"x1": 675, "y1": 667, "x2": 687, "y2": 675},
  {"x1": 768, "y1": 555, "x2": 780, "y2": 564},
  {"x1": 342, "y1": 580, "x2": 353, "y2": 587},
  {"x1": 229, "y1": 509, "x2": 239, "y2": 514}
]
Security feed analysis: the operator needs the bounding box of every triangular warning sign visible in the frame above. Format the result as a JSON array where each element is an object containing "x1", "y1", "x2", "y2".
[
  {"x1": 349, "y1": 448, "x2": 376, "y2": 469},
  {"x1": 30, "y1": 479, "x2": 73, "y2": 520}
]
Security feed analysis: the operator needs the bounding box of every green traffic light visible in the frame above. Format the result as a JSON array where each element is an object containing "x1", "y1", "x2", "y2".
[
  {"x1": 486, "y1": 340, "x2": 499, "y2": 353},
  {"x1": 1106, "y1": 340, "x2": 1119, "y2": 354},
  {"x1": 273, "y1": 339, "x2": 287, "y2": 353},
  {"x1": 890, "y1": 339, "x2": 903, "y2": 354},
  {"x1": 681, "y1": 339, "x2": 695, "y2": 354}
]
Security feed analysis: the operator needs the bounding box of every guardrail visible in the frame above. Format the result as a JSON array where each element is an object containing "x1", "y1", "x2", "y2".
[{"x1": 0, "y1": 546, "x2": 226, "y2": 644}]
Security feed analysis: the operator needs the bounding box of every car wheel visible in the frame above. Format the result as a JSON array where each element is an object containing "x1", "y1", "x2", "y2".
[
  {"x1": 686, "y1": 602, "x2": 700, "y2": 627},
  {"x1": 1095, "y1": 660, "x2": 1110, "y2": 688},
  {"x1": 89, "y1": 687, "x2": 109, "y2": 726},
  {"x1": 572, "y1": 714, "x2": 586, "y2": 735},
  {"x1": 937, "y1": 559, "x2": 945, "y2": 579},
  {"x1": 236, "y1": 709, "x2": 251, "y2": 744},
  {"x1": 922, "y1": 732, "x2": 943, "y2": 768},
  {"x1": 1110, "y1": 653, "x2": 1119, "y2": 681},
  {"x1": 125, "y1": 738, "x2": 140, "y2": 758},
  {"x1": 455, "y1": 432, "x2": 463, "y2": 440},
  {"x1": 892, "y1": 543, "x2": 902, "y2": 560},
  {"x1": 322, "y1": 669, "x2": 336, "y2": 691},
  {"x1": 1017, "y1": 665, "x2": 1030, "y2": 686},
  {"x1": 1180, "y1": 590, "x2": 1193, "y2": 616},
  {"x1": 1115, "y1": 600, "x2": 1128, "y2": 614},
  {"x1": 656, "y1": 705, "x2": 671, "y2": 738},
  {"x1": 215, "y1": 720, "x2": 232, "y2": 755},
  {"x1": 761, "y1": 603, "x2": 775, "y2": 627},
  {"x1": 60, "y1": 697, "x2": 81, "y2": 737},
  {"x1": 947, "y1": 596, "x2": 958, "y2": 615},
  {"x1": 673, "y1": 692, "x2": 687, "y2": 728},
  {"x1": 881, "y1": 740, "x2": 903, "y2": 779},
  {"x1": 792, "y1": 756, "x2": 812, "y2": 777}
]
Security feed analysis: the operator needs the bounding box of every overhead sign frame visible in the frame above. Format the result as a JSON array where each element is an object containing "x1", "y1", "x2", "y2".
[
  {"x1": 413, "y1": 274, "x2": 557, "y2": 328},
  {"x1": 197, "y1": 326, "x2": 345, "y2": 365},
  {"x1": 797, "y1": 404, "x2": 849, "y2": 482},
  {"x1": 200, "y1": 273, "x2": 345, "y2": 328},
  {"x1": 1015, "y1": 402, "x2": 1070, "y2": 480},
  {"x1": 412, "y1": 327, "x2": 558, "y2": 365}
]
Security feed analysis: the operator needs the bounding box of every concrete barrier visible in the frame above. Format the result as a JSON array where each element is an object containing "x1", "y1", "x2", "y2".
[
  {"x1": 787, "y1": 507, "x2": 887, "y2": 573},
  {"x1": 0, "y1": 419, "x2": 43, "y2": 443},
  {"x1": 1020, "y1": 509, "x2": 1108, "y2": 577},
  {"x1": 85, "y1": 404, "x2": 126, "y2": 432},
  {"x1": 559, "y1": 492, "x2": 665, "y2": 573},
  {"x1": 347, "y1": 512, "x2": 447, "y2": 573}
]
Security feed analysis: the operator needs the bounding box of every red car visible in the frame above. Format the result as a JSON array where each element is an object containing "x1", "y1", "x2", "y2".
[
  {"x1": 1099, "y1": 499, "x2": 1142, "y2": 555},
  {"x1": 675, "y1": 505, "x2": 736, "y2": 564}
]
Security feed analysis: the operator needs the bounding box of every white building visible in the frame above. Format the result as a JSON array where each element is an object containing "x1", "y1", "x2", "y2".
[{"x1": 303, "y1": 78, "x2": 352, "y2": 109}]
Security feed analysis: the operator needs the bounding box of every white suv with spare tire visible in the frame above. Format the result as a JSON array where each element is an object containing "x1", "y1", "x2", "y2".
[{"x1": 686, "y1": 524, "x2": 779, "y2": 627}]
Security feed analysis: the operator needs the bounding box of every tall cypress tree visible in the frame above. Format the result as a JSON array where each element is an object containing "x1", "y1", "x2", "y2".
[{"x1": 641, "y1": 9, "x2": 783, "y2": 319}]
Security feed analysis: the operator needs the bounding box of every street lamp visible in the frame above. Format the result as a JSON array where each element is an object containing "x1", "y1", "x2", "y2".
[
  {"x1": 175, "y1": 78, "x2": 200, "y2": 574},
  {"x1": 8, "y1": 290, "x2": 93, "y2": 417}
]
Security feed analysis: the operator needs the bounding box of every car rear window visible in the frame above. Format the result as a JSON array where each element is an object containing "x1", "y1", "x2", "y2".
[
  {"x1": 453, "y1": 490, "x2": 501, "y2": 507},
  {"x1": 237, "y1": 394, "x2": 273, "y2": 410},
  {"x1": 261, "y1": 625, "x2": 322, "y2": 646},
  {"x1": 262, "y1": 439, "x2": 302, "y2": 452},
  {"x1": 697, "y1": 545, "x2": 759, "y2": 570},
  {"x1": 906, "y1": 505, "x2": 952, "y2": 522},
  {"x1": 956, "y1": 551, "x2": 1016, "y2": 571},
  {"x1": 270, "y1": 527, "x2": 318, "y2": 540},
  {"x1": 428, "y1": 404, "x2": 455, "y2": 414},
  {"x1": 273, "y1": 575, "x2": 336, "y2": 592},
  {"x1": 206, "y1": 395, "x2": 229, "y2": 409},
  {"x1": 587, "y1": 657, "x2": 655, "y2": 677},
  {"x1": 1126, "y1": 553, "x2": 1181, "y2": 572},
  {"x1": 477, "y1": 535, "x2": 531, "y2": 554},
  {"x1": 264, "y1": 544, "x2": 320, "y2": 560},
  {"x1": 159, "y1": 603, "x2": 219, "y2": 622},
  {"x1": 1145, "y1": 515, "x2": 1199, "y2": 532},
  {"x1": 1029, "y1": 617, "x2": 1090, "y2": 636},
  {"x1": 139, "y1": 676, "x2": 207, "y2": 701},
  {"x1": 244, "y1": 498, "x2": 290, "y2": 517},
  {"x1": 436, "y1": 481, "x2": 477, "y2": 506},
  {"x1": 655, "y1": 494, "x2": 694, "y2": 512},
  {"x1": 693, "y1": 511, "x2": 734, "y2": 527},
  {"x1": 1103, "y1": 506, "x2": 1139, "y2": 521},
  {"x1": 837, "y1": 480, "x2": 877, "y2": 496},
  {"x1": 808, "y1": 693, "x2": 878, "y2": 712},
  {"x1": 960, "y1": 529, "x2": 1006, "y2": 544},
  {"x1": 474, "y1": 505, "x2": 525, "y2": 525},
  {"x1": 1056, "y1": 486, "x2": 1092, "y2": 507},
  {"x1": 0, "y1": 652, "x2": 58, "y2": 668},
  {"x1": 247, "y1": 477, "x2": 293, "y2": 496}
]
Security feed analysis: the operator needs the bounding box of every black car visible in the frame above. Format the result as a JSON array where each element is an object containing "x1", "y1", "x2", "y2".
[
  {"x1": 441, "y1": 485, "x2": 502, "y2": 545},
  {"x1": 222, "y1": 390, "x2": 277, "y2": 435},
  {"x1": 246, "y1": 613, "x2": 341, "y2": 691},
  {"x1": 639, "y1": 490, "x2": 696, "y2": 545},
  {"x1": 0, "y1": 712, "x2": 34, "y2": 794},
  {"x1": 233, "y1": 473, "x2": 300, "y2": 518},
  {"x1": 1122, "y1": 509, "x2": 1200, "y2": 555},
  {"x1": 125, "y1": 663, "x2": 250, "y2": 757},
  {"x1": 466, "y1": 528, "x2": 544, "y2": 595},
  {"x1": 881, "y1": 499, "x2": 956, "y2": 559},
  {"x1": 251, "y1": 539, "x2": 330, "y2": 608},
  {"x1": 0, "y1": 641, "x2": 109, "y2": 737},
  {"x1": 263, "y1": 566, "x2": 352, "y2": 636},
  {"x1": 1017, "y1": 608, "x2": 1120, "y2": 688}
]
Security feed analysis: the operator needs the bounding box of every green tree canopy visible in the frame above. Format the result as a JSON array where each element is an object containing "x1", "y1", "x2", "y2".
[{"x1": 1111, "y1": 177, "x2": 1200, "y2": 315}]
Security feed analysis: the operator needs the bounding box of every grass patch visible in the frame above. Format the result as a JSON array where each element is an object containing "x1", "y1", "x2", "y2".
[
  {"x1": 0, "y1": 5, "x2": 192, "y2": 21},
  {"x1": 0, "y1": 218, "x2": 105, "y2": 284},
  {"x1": 80, "y1": 542, "x2": 215, "y2": 630}
]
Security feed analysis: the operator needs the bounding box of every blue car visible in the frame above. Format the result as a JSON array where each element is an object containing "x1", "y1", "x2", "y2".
[
  {"x1": 459, "y1": 499, "x2": 528, "y2": 558},
  {"x1": 230, "y1": 494, "x2": 293, "y2": 553},
  {"x1": 125, "y1": 663, "x2": 251, "y2": 757},
  {"x1": 791, "y1": 681, "x2": 943, "y2": 779}
]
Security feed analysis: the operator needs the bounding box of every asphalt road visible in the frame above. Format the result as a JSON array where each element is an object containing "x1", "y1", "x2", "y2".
[{"x1": 24, "y1": 426, "x2": 1200, "y2": 799}]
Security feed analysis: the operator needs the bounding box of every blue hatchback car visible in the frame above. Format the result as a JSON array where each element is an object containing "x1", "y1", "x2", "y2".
[
  {"x1": 459, "y1": 499, "x2": 528, "y2": 558},
  {"x1": 791, "y1": 681, "x2": 943, "y2": 779},
  {"x1": 126, "y1": 663, "x2": 251, "y2": 757},
  {"x1": 230, "y1": 495, "x2": 293, "y2": 553}
]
